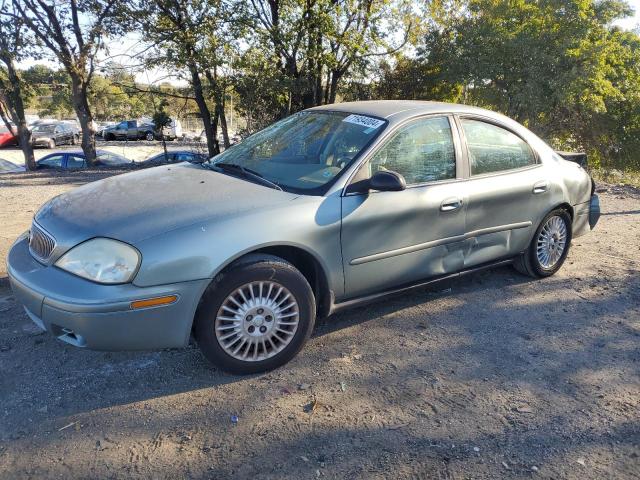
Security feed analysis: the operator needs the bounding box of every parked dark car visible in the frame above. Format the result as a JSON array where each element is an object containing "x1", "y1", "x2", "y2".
[
  {"x1": 0, "y1": 158, "x2": 25, "y2": 173},
  {"x1": 103, "y1": 120, "x2": 155, "y2": 141},
  {"x1": 31, "y1": 123, "x2": 78, "y2": 149},
  {"x1": 36, "y1": 150, "x2": 132, "y2": 169},
  {"x1": 143, "y1": 150, "x2": 209, "y2": 164}
]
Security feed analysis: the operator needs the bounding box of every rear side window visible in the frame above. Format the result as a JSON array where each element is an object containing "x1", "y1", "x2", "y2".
[
  {"x1": 67, "y1": 155, "x2": 85, "y2": 169},
  {"x1": 369, "y1": 116, "x2": 456, "y2": 185},
  {"x1": 461, "y1": 119, "x2": 536, "y2": 175}
]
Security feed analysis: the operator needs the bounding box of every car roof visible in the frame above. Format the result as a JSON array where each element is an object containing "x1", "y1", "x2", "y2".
[
  {"x1": 308, "y1": 100, "x2": 508, "y2": 123},
  {"x1": 43, "y1": 150, "x2": 118, "y2": 159}
]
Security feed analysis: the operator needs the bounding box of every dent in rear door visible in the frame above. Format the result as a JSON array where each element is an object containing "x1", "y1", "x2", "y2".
[{"x1": 457, "y1": 117, "x2": 549, "y2": 267}]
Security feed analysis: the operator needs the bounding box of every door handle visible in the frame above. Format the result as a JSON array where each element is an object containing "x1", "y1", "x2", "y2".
[
  {"x1": 440, "y1": 197, "x2": 463, "y2": 212},
  {"x1": 532, "y1": 181, "x2": 549, "y2": 194}
]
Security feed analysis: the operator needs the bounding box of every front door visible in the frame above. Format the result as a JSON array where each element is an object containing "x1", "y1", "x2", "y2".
[{"x1": 340, "y1": 115, "x2": 467, "y2": 299}]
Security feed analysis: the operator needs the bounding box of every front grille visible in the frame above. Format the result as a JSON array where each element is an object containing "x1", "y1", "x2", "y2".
[{"x1": 29, "y1": 222, "x2": 56, "y2": 262}]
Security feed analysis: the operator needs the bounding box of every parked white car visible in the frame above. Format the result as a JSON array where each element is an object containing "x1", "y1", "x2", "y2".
[{"x1": 162, "y1": 119, "x2": 182, "y2": 140}]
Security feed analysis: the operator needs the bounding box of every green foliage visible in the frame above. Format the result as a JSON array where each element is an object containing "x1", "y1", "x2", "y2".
[
  {"x1": 10, "y1": 0, "x2": 640, "y2": 173},
  {"x1": 152, "y1": 103, "x2": 172, "y2": 130},
  {"x1": 374, "y1": 0, "x2": 640, "y2": 171}
]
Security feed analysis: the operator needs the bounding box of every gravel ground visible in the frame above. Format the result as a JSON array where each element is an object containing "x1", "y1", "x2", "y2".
[{"x1": 0, "y1": 170, "x2": 638, "y2": 479}]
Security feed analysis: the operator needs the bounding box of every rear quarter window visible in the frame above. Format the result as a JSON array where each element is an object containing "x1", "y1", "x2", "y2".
[{"x1": 461, "y1": 119, "x2": 536, "y2": 175}]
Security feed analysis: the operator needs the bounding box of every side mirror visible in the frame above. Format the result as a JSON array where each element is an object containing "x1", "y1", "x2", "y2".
[{"x1": 369, "y1": 170, "x2": 406, "y2": 192}]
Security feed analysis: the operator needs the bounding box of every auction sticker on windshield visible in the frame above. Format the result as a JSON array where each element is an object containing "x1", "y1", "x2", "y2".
[{"x1": 342, "y1": 114, "x2": 385, "y2": 131}]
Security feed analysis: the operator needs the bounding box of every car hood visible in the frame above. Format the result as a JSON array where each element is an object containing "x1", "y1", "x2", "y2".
[{"x1": 35, "y1": 163, "x2": 300, "y2": 246}]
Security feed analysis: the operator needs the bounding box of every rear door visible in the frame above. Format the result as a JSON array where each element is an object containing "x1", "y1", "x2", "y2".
[
  {"x1": 127, "y1": 121, "x2": 137, "y2": 140},
  {"x1": 340, "y1": 115, "x2": 467, "y2": 299},
  {"x1": 65, "y1": 154, "x2": 86, "y2": 170},
  {"x1": 457, "y1": 117, "x2": 549, "y2": 267}
]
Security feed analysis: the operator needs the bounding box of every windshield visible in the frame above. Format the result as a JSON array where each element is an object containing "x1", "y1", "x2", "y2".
[
  {"x1": 33, "y1": 124, "x2": 56, "y2": 133},
  {"x1": 208, "y1": 111, "x2": 386, "y2": 194}
]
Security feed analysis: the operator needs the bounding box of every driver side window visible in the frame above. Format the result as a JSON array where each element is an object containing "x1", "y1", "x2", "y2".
[{"x1": 369, "y1": 116, "x2": 456, "y2": 185}]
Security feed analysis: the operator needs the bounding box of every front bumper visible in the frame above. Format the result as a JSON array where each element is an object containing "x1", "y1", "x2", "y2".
[
  {"x1": 7, "y1": 235, "x2": 209, "y2": 350},
  {"x1": 32, "y1": 138, "x2": 52, "y2": 146}
]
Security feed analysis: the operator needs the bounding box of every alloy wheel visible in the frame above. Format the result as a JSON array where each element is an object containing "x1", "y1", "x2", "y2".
[
  {"x1": 215, "y1": 281, "x2": 300, "y2": 362},
  {"x1": 536, "y1": 215, "x2": 568, "y2": 269}
]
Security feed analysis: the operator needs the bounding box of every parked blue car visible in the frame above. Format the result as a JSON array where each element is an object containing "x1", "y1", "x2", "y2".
[{"x1": 37, "y1": 150, "x2": 132, "y2": 169}]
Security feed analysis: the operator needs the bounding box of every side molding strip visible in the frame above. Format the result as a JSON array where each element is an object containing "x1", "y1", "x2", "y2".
[
  {"x1": 331, "y1": 258, "x2": 516, "y2": 315},
  {"x1": 350, "y1": 221, "x2": 532, "y2": 265}
]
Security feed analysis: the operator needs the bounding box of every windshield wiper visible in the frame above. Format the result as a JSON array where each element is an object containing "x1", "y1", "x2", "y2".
[{"x1": 210, "y1": 162, "x2": 283, "y2": 191}]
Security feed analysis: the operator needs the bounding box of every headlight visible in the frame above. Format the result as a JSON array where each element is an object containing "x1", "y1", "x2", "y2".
[{"x1": 55, "y1": 238, "x2": 141, "y2": 284}]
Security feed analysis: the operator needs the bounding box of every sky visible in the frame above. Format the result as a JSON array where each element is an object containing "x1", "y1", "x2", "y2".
[
  {"x1": 616, "y1": 0, "x2": 640, "y2": 29},
  {"x1": 17, "y1": 1, "x2": 640, "y2": 86}
]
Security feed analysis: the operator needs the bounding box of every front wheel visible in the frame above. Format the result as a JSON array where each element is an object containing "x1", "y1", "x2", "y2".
[
  {"x1": 514, "y1": 209, "x2": 572, "y2": 278},
  {"x1": 194, "y1": 255, "x2": 316, "y2": 374}
]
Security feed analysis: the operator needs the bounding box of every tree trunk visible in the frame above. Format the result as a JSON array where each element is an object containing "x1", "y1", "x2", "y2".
[
  {"x1": 0, "y1": 56, "x2": 36, "y2": 170},
  {"x1": 212, "y1": 107, "x2": 220, "y2": 153},
  {"x1": 17, "y1": 125, "x2": 35, "y2": 170},
  {"x1": 323, "y1": 70, "x2": 331, "y2": 104},
  {"x1": 205, "y1": 68, "x2": 229, "y2": 149},
  {"x1": 217, "y1": 103, "x2": 230, "y2": 148},
  {"x1": 190, "y1": 63, "x2": 218, "y2": 157},
  {"x1": 161, "y1": 130, "x2": 168, "y2": 161},
  {"x1": 328, "y1": 69, "x2": 341, "y2": 104},
  {"x1": 70, "y1": 75, "x2": 97, "y2": 165}
]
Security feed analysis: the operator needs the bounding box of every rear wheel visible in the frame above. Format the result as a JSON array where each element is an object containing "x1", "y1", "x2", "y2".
[
  {"x1": 145, "y1": 131, "x2": 154, "y2": 141},
  {"x1": 514, "y1": 209, "x2": 572, "y2": 278},
  {"x1": 48, "y1": 139, "x2": 55, "y2": 149},
  {"x1": 194, "y1": 254, "x2": 316, "y2": 374}
]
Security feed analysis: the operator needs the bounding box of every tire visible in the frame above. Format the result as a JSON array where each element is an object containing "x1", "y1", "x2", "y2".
[
  {"x1": 145, "y1": 131, "x2": 154, "y2": 141},
  {"x1": 48, "y1": 139, "x2": 55, "y2": 149},
  {"x1": 194, "y1": 254, "x2": 316, "y2": 374},
  {"x1": 71, "y1": 134, "x2": 78, "y2": 145},
  {"x1": 514, "y1": 208, "x2": 572, "y2": 278},
  {"x1": 105, "y1": 133, "x2": 114, "y2": 141}
]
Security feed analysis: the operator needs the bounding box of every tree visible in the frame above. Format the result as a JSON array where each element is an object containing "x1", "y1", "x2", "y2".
[
  {"x1": 245, "y1": 0, "x2": 412, "y2": 111},
  {"x1": 0, "y1": 0, "x2": 35, "y2": 170},
  {"x1": 131, "y1": 0, "x2": 237, "y2": 157},
  {"x1": 392, "y1": 0, "x2": 640, "y2": 169},
  {"x1": 13, "y1": 0, "x2": 123, "y2": 165},
  {"x1": 152, "y1": 102, "x2": 172, "y2": 161}
]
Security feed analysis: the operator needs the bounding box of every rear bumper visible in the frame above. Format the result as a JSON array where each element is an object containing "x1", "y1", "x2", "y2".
[
  {"x1": 573, "y1": 194, "x2": 600, "y2": 238},
  {"x1": 7, "y1": 234, "x2": 209, "y2": 350},
  {"x1": 588, "y1": 194, "x2": 600, "y2": 229}
]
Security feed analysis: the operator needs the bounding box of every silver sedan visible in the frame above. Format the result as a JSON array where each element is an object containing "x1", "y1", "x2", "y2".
[{"x1": 7, "y1": 101, "x2": 600, "y2": 373}]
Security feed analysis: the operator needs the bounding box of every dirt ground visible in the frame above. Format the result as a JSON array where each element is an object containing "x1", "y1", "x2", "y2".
[{"x1": 0, "y1": 169, "x2": 638, "y2": 479}]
